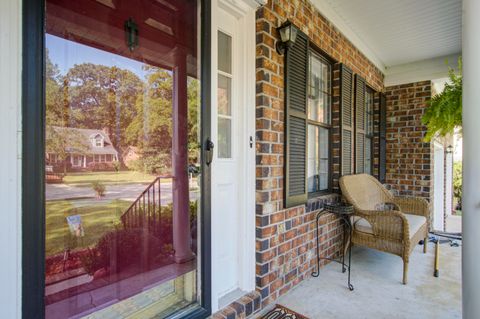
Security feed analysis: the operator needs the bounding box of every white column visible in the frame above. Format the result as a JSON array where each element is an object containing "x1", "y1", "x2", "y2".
[
  {"x1": 172, "y1": 52, "x2": 194, "y2": 264},
  {"x1": 462, "y1": 0, "x2": 480, "y2": 318}
]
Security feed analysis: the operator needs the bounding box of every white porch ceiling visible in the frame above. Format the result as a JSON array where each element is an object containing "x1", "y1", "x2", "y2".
[{"x1": 312, "y1": 0, "x2": 462, "y2": 82}]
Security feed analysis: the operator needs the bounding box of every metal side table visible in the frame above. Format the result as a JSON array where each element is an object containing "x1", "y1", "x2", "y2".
[{"x1": 312, "y1": 202, "x2": 354, "y2": 291}]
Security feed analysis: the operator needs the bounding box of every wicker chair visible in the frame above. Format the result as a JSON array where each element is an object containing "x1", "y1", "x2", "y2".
[{"x1": 339, "y1": 174, "x2": 430, "y2": 284}]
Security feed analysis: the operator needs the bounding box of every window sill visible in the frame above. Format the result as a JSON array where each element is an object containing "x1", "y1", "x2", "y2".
[
  {"x1": 308, "y1": 190, "x2": 335, "y2": 199},
  {"x1": 306, "y1": 192, "x2": 340, "y2": 213}
]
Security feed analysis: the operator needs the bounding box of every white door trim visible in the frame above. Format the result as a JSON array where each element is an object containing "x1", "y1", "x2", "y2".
[{"x1": 210, "y1": 0, "x2": 257, "y2": 312}]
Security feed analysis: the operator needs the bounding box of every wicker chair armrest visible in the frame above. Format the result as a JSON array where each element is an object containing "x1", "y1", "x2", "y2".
[
  {"x1": 393, "y1": 196, "x2": 430, "y2": 218},
  {"x1": 355, "y1": 209, "x2": 409, "y2": 241}
]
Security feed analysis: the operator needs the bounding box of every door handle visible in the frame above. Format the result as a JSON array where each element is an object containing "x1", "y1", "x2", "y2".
[{"x1": 205, "y1": 138, "x2": 214, "y2": 166}]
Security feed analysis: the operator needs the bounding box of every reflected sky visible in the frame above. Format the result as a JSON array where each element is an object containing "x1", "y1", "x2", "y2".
[{"x1": 47, "y1": 34, "x2": 146, "y2": 78}]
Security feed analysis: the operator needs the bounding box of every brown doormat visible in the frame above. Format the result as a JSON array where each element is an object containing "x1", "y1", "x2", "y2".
[{"x1": 260, "y1": 305, "x2": 309, "y2": 319}]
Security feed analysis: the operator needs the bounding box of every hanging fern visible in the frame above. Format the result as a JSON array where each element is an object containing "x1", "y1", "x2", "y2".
[{"x1": 422, "y1": 58, "x2": 462, "y2": 142}]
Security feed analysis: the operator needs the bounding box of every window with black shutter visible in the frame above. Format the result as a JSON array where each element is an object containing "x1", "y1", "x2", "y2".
[
  {"x1": 340, "y1": 69, "x2": 380, "y2": 178},
  {"x1": 284, "y1": 31, "x2": 383, "y2": 207},
  {"x1": 284, "y1": 28, "x2": 335, "y2": 208}
]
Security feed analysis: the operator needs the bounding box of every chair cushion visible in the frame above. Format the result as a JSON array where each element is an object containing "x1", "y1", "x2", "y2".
[{"x1": 354, "y1": 214, "x2": 426, "y2": 238}]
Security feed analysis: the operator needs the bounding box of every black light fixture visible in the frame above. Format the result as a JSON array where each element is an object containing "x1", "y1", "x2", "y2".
[
  {"x1": 446, "y1": 145, "x2": 454, "y2": 154},
  {"x1": 276, "y1": 20, "x2": 298, "y2": 55},
  {"x1": 124, "y1": 18, "x2": 139, "y2": 52}
]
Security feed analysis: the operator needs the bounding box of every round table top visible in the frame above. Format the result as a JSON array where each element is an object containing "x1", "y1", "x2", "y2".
[{"x1": 324, "y1": 202, "x2": 354, "y2": 215}]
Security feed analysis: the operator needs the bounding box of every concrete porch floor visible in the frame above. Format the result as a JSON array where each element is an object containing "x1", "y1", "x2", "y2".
[
  {"x1": 446, "y1": 215, "x2": 462, "y2": 233},
  {"x1": 270, "y1": 242, "x2": 461, "y2": 319}
]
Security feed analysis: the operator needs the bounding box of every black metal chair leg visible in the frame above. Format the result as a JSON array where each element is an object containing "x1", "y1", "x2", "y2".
[
  {"x1": 347, "y1": 223, "x2": 354, "y2": 291},
  {"x1": 312, "y1": 209, "x2": 325, "y2": 277},
  {"x1": 342, "y1": 218, "x2": 347, "y2": 273}
]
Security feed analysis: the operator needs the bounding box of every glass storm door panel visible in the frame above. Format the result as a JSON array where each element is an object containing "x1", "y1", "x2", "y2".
[
  {"x1": 217, "y1": 31, "x2": 233, "y2": 159},
  {"x1": 44, "y1": 0, "x2": 202, "y2": 318}
]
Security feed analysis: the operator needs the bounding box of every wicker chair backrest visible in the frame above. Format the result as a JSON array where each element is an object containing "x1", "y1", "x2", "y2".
[{"x1": 339, "y1": 174, "x2": 394, "y2": 211}]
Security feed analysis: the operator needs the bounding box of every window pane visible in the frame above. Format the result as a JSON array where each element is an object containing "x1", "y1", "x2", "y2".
[
  {"x1": 318, "y1": 127, "x2": 329, "y2": 190},
  {"x1": 307, "y1": 125, "x2": 329, "y2": 192},
  {"x1": 324, "y1": 92, "x2": 331, "y2": 124},
  {"x1": 307, "y1": 125, "x2": 316, "y2": 192},
  {"x1": 218, "y1": 74, "x2": 231, "y2": 116},
  {"x1": 308, "y1": 52, "x2": 331, "y2": 124},
  {"x1": 322, "y1": 63, "x2": 329, "y2": 92},
  {"x1": 44, "y1": 1, "x2": 201, "y2": 317},
  {"x1": 218, "y1": 118, "x2": 232, "y2": 158},
  {"x1": 218, "y1": 31, "x2": 232, "y2": 74}
]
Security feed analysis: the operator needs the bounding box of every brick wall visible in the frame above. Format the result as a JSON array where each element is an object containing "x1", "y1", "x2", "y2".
[
  {"x1": 384, "y1": 81, "x2": 433, "y2": 200},
  {"x1": 211, "y1": 292, "x2": 262, "y2": 319},
  {"x1": 255, "y1": 0, "x2": 384, "y2": 219},
  {"x1": 254, "y1": 0, "x2": 385, "y2": 312},
  {"x1": 255, "y1": 195, "x2": 340, "y2": 307}
]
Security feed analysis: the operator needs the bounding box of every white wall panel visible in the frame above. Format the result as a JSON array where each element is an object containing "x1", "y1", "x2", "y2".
[{"x1": 0, "y1": 0, "x2": 22, "y2": 318}]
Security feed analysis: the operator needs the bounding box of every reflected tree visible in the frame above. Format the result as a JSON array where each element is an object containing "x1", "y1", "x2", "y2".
[
  {"x1": 64, "y1": 63, "x2": 143, "y2": 153},
  {"x1": 45, "y1": 49, "x2": 200, "y2": 174}
]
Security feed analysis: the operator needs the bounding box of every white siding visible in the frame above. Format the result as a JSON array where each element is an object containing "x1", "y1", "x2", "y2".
[{"x1": 0, "y1": 0, "x2": 22, "y2": 318}]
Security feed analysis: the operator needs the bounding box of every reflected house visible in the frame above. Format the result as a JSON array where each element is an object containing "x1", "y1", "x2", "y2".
[{"x1": 46, "y1": 126, "x2": 119, "y2": 171}]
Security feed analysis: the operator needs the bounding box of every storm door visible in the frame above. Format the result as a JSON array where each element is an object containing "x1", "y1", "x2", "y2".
[{"x1": 42, "y1": 0, "x2": 207, "y2": 318}]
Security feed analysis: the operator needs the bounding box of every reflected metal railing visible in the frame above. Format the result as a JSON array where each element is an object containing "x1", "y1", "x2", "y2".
[{"x1": 120, "y1": 175, "x2": 173, "y2": 237}]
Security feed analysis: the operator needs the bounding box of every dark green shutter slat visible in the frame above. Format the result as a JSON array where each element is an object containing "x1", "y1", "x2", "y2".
[
  {"x1": 342, "y1": 129, "x2": 352, "y2": 174},
  {"x1": 379, "y1": 93, "x2": 387, "y2": 183},
  {"x1": 354, "y1": 75, "x2": 366, "y2": 174},
  {"x1": 285, "y1": 31, "x2": 308, "y2": 208},
  {"x1": 356, "y1": 133, "x2": 365, "y2": 172},
  {"x1": 340, "y1": 64, "x2": 354, "y2": 176}
]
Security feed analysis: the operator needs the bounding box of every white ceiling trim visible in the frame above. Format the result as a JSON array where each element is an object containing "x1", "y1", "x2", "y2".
[
  {"x1": 311, "y1": 0, "x2": 386, "y2": 73},
  {"x1": 384, "y1": 53, "x2": 460, "y2": 87},
  {"x1": 220, "y1": 0, "x2": 264, "y2": 15}
]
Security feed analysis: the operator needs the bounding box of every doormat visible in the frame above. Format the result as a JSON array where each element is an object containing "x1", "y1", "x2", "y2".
[{"x1": 260, "y1": 305, "x2": 309, "y2": 319}]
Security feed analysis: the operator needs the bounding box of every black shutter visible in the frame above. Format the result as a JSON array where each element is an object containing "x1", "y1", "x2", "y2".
[
  {"x1": 379, "y1": 93, "x2": 387, "y2": 183},
  {"x1": 340, "y1": 64, "x2": 354, "y2": 176},
  {"x1": 354, "y1": 75, "x2": 366, "y2": 174},
  {"x1": 285, "y1": 31, "x2": 308, "y2": 208}
]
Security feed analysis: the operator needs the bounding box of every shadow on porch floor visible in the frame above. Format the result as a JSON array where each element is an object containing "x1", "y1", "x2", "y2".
[{"x1": 269, "y1": 242, "x2": 461, "y2": 319}]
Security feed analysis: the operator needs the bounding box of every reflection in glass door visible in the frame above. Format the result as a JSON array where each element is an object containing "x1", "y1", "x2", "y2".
[{"x1": 44, "y1": 0, "x2": 202, "y2": 317}]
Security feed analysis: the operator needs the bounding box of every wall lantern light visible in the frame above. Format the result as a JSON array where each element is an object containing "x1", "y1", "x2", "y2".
[
  {"x1": 446, "y1": 145, "x2": 454, "y2": 154},
  {"x1": 124, "y1": 18, "x2": 139, "y2": 52},
  {"x1": 276, "y1": 20, "x2": 298, "y2": 55}
]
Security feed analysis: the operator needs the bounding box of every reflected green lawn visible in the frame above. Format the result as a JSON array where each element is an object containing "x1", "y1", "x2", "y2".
[
  {"x1": 46, "y1": 199, "x2": 132, "y2": 256},
  {"x1": 63, "y1": 171, "x2": 170, "y2": 187}
]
